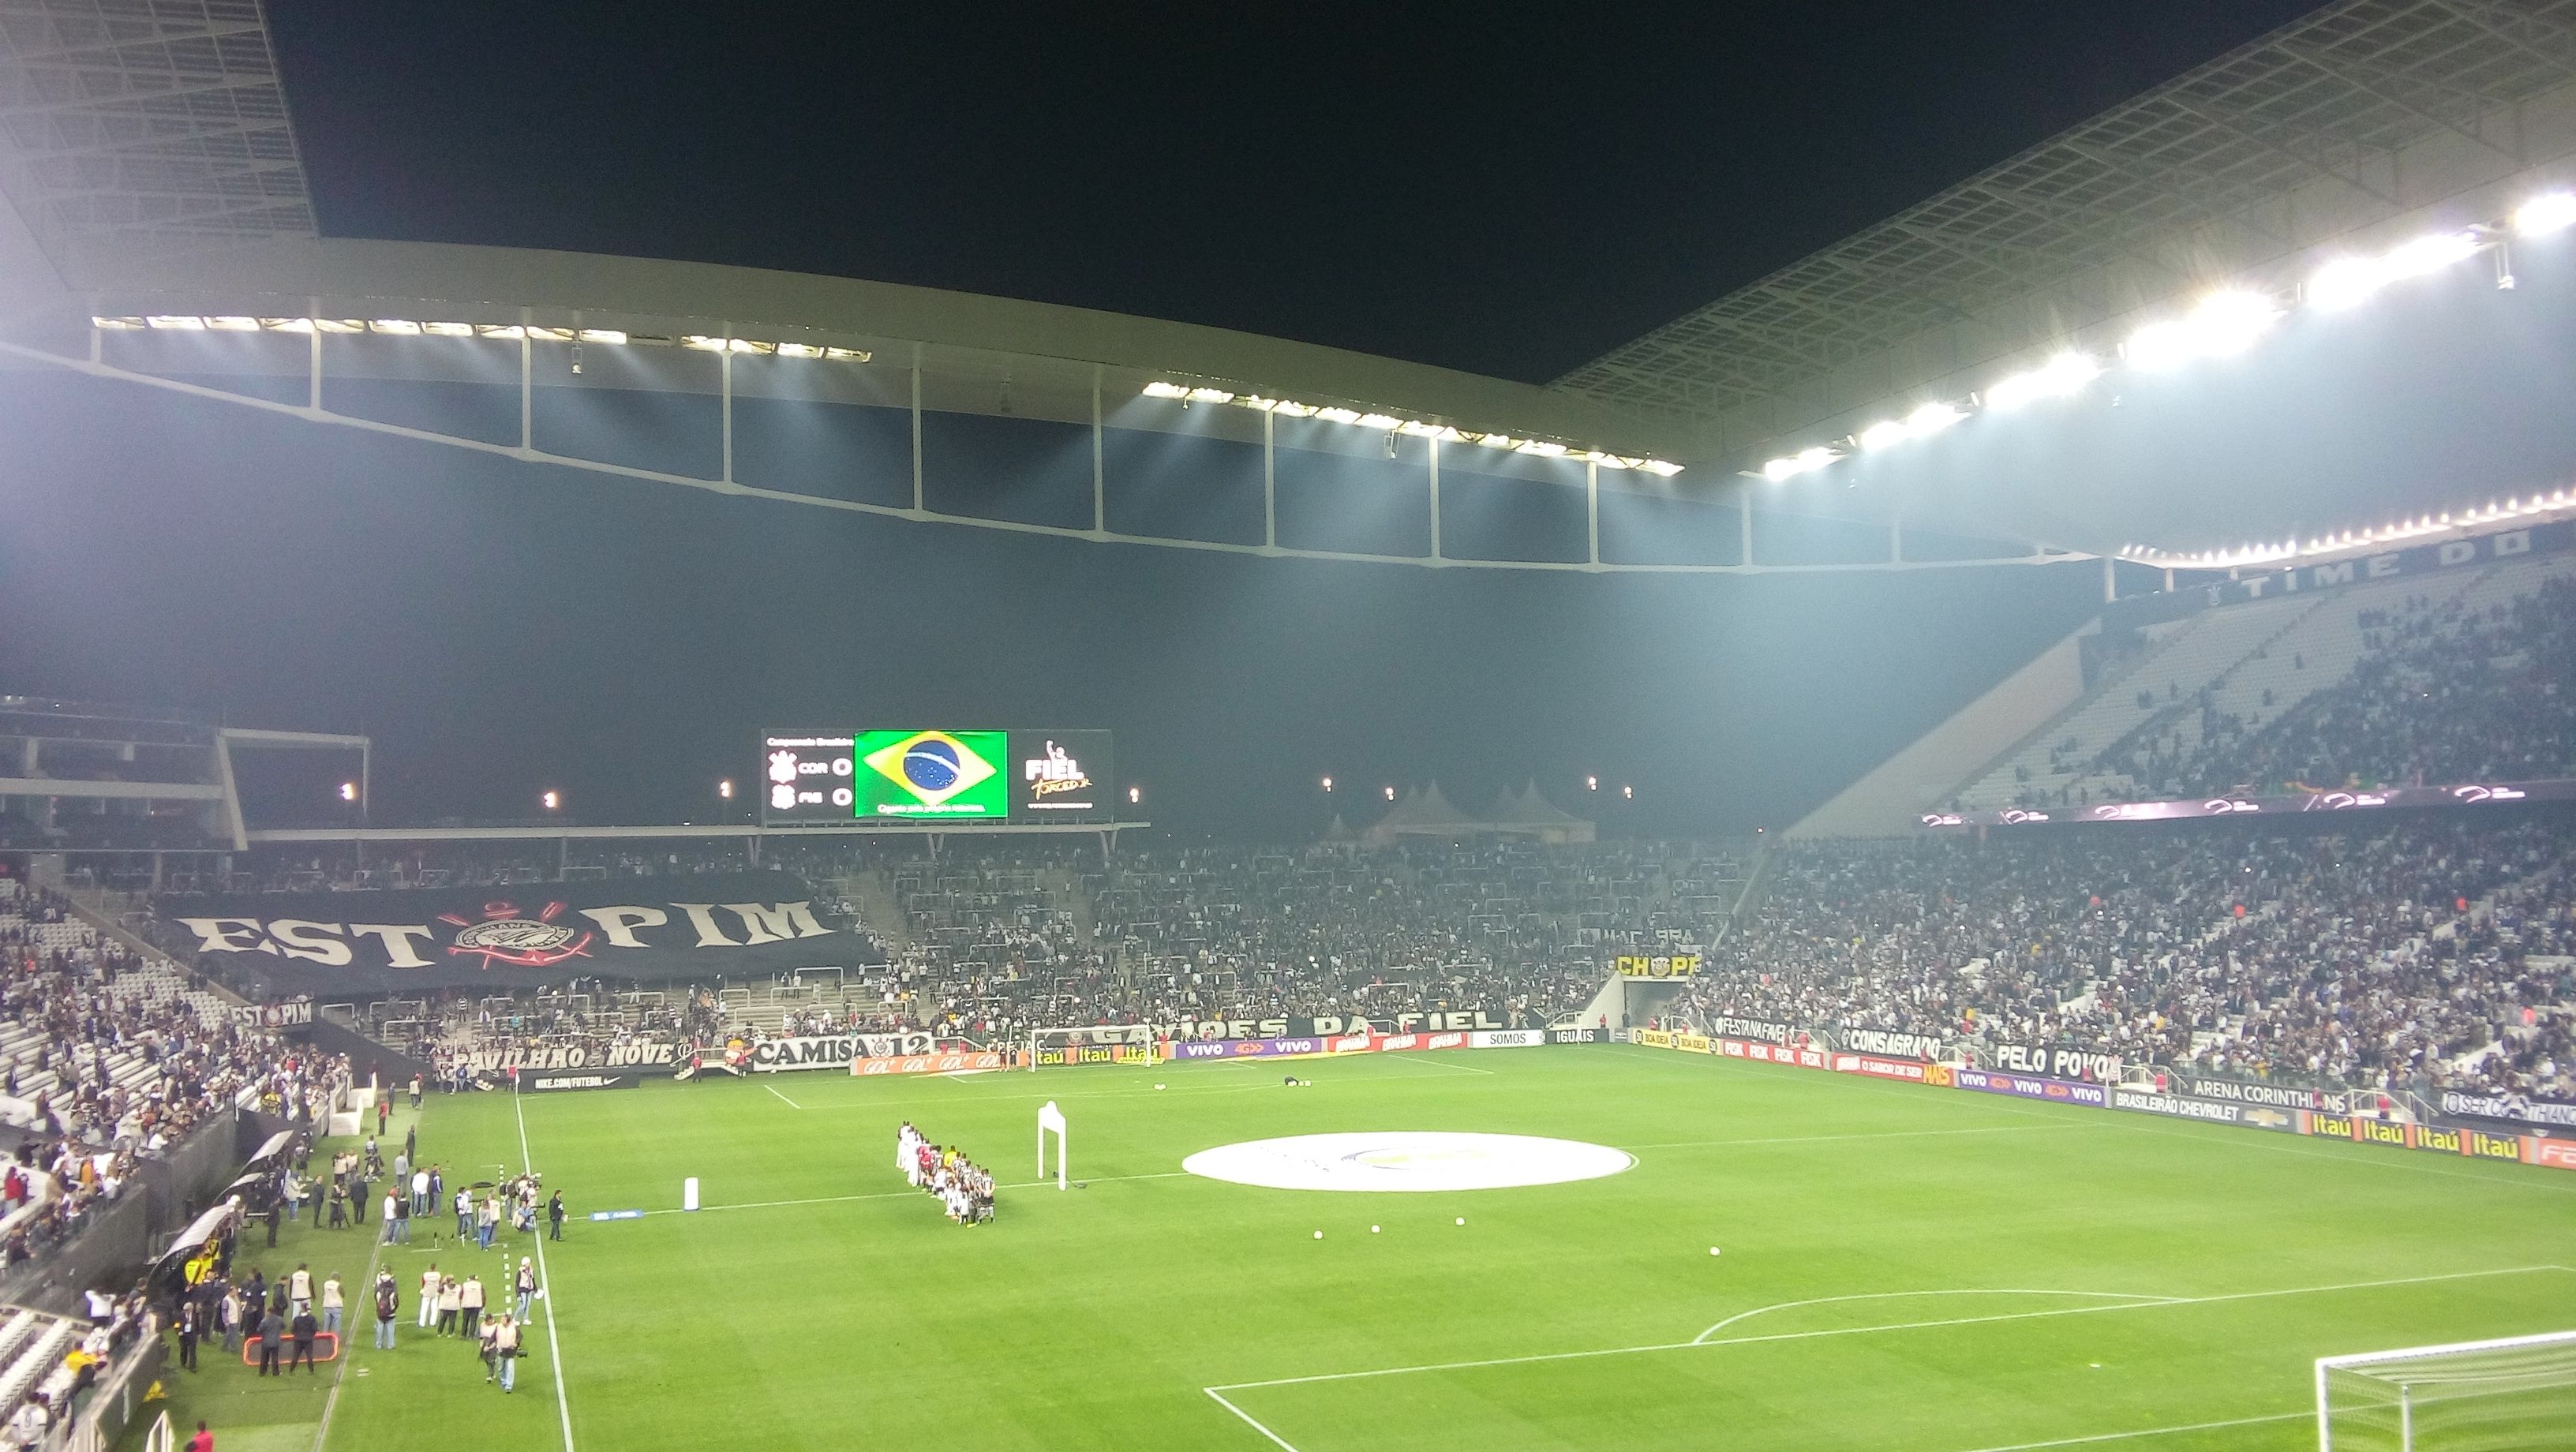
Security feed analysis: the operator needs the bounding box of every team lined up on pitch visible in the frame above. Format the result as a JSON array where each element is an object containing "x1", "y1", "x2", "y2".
[{"x1": 897, "y1": 1121, "x2": 994, "y2": 1224}]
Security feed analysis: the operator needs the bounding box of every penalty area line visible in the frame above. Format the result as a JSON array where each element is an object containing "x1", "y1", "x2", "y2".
[
  {"x1": 1204, "y1": 1389, "x2": 1305, "y2": 1452},
  {"x1": 1208, "y1": 1264, "x2": 2571, "y2": 1394},
  {"x1": 764, "y1": 1083, "x2": 803, "y2": 1110},
  {"x1": 1947, "y1": 1409, "x2": 2308, "y2": 1451}
]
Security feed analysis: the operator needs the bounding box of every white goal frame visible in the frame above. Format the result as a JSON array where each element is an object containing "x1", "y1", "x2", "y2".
[
  {"x1": 1026, "y1": 1026, "x2": 1157, "y2": 1072},
  {"x1": 2316, "y1": 1328, "x2": 2576, "y2": 1450}
]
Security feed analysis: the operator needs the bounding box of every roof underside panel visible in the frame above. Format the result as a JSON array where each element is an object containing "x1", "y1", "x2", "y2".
[
  {"x1": 0, "y1": 0, "x2": 313, "y2": 274},
  {"x1": 1556, "y1": 0, "x2": 2576, "y2": 422}
]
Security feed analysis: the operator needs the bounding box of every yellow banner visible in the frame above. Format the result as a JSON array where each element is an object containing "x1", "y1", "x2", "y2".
[{"x1": 1615, "y1": 954, "x2": 1701, "y2": 979}]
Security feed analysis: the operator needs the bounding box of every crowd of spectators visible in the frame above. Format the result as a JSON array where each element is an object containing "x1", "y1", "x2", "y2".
[
  {"x1": 2092, "y1": 575, "x2": 2576, "y2": 803},
  {"x1": 1672, "y1": 818, "x2": 2574, "y2": 1100},
  {"x1": 0, "y1": 881, "x2": 351, "y2": 1269}
]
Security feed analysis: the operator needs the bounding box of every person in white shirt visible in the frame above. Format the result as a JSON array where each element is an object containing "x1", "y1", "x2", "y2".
[
  {"x1": 418, "y1": 1264, "x2": 442, "y2": 1329},
  {"x1": 6, "y1": 1394, "x2": 46, "y2": 1447},
  {"x1": 320, "y1": 1274, "x2": 343, "y2": 1336},
  {"x1": 411, "y1": 1167, "x2": 430, "y2": 1217},
  {"x1": 458, "y1": 1274, "x2": 485, "y2": 1338},
  {"x1": 286, "y1": 1264, "x2": 313, "y2": 1314}
]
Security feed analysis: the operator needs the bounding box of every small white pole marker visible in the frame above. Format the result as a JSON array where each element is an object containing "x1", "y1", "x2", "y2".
[{"x1": 683, "y1": 1177, "x2": 700, "y2": 1211}]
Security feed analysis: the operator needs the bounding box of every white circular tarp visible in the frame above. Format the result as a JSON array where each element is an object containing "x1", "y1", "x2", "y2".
[{"x1": 1182, "y1": 1131, "x2": 1634, "y2": 1192}]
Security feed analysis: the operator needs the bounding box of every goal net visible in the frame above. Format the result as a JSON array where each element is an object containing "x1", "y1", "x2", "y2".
[
  {"x1": 1028, "y1": 1026, "x2": 1156, "y2": 1071},
  {"x1": 2316, "y1": 1330, "x2": 2576, "y2": 1450}
]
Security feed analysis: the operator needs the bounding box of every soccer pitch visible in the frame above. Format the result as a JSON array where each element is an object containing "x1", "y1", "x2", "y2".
[{"x1": 305, "y1": 1045, "x2": 2572, "y2": 1452}]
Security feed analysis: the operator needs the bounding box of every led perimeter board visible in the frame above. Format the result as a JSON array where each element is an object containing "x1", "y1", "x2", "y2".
[{"x1": 761, "y1": 730, "x2": 1114, "y2": 825}]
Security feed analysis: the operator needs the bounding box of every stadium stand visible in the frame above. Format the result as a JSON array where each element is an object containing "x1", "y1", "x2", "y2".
[
  {"x1": 1674, "y1": 817, "x2": 2574, "y2": 1100},
  {"x1": 1957, "y1": 548, "x2": 2576, "y2": 810}
]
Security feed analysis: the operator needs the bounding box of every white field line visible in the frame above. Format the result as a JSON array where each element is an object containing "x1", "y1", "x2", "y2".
[
  {"x1": 1694, "y1": 1289, "x2": 2183, "y2": 1342},
  {"x1": 312, "y1": 1125, "x2": 395, "y2": 1452},
  {"x1": 515, "y1": 1094, "x2": 578, "y2": 1452},
  {"x1": 1375, "y1": 1053, "x2": 1496, "y2": 1077},
  {"x1": 763, "y1": 1083, "x2": 802, "y2": 1110},
  {"x1": 1204, "y1": 1389, "x2": 1306, "y2": 1452},
  {"x1": 1949, "y1": 1410, "x2": 2310, "y2": 1451},
  {"x1": 1206, "y1": 1265, "x2": 2570, "y2": 1393}
]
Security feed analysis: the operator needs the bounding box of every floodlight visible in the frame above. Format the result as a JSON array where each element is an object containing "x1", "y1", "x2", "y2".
[
  {"x1": 368, "y1": 320, "x2": 421, "y2": 335},
  {"x1": 541, "y1": 790, "x2": 560, "y2": 811},
  {"x1": 2382, "y1": 230, "x2": 2479, "y2": 279},
  {"x1": 1316, "y1": 407, "x2": 1362, "y2": 425},
  {"x1": 1240, "y1": 395, "x2": 1281, "y2": 411},
  {"x1": 205, "y1": 316, "x2": 261, "y2": 331},
  {"x1": 1857, "y1": 418, "x2": 1910, "y2": 451},
  {"x1": 476, "y1": 324, "x2": 527, "y2": 340},
  {"x1": 1762, "y1": 446, "x2": 1839, "y2": 481},
  {"x1": 2305, "y1": 256, "x2": 2385, "y2": 309},
  {"x1": 576, "y1": 329, "x2": 627, "y2": 345},
  {"x1": 680, "y1": 335, "x2": 726, "y2": 350},
  {"x1": 1271, "y1": 401, "x2": 1319, "y2": 418},
  {"x1": 774, "y1": 342, "x2": 825, "y2": 358},
  {"x1": 259, "y1": 318, "x2": 314, "y2": 333},
  {"x1": 1186, "y1": 387, "x2": 1234, "y2": 403},
  {"x1": 526, "y1": 327, "x2": 575, "y2": 343},
  {"x1": 2125, "y1": 290, "x2": 2278, "y2": 368},
  {"x1": 1640, "y1": 460, "x2": 1684, "y2": 477},
  {"x1": 421, "y1": 321, "x2": 475, "y2": 337},
  {"x1": 1398, "y1": 419, "x2": 1458, "y2": 440},
  {"x1": 89, "y1": 316, "x2": 143, "y2": 329},
  {"x1": 822, "y1": 347, "x2": 871, "y2": 361},
  {"x1": 313, "y1": 320, "x2": 366, "y2": 334},
  {"x1": 1515, "y1": 440, "x2": 1567, "y2": 457},
  {"x1": 1477, "y1": 434, "x2": 1516, "y2": 450},
  {"x1": 338, "y1": 782, "x2": 358, "y2": 803},
  {"x1": 2514, "y1": 192, "x2": 2576, "y2": 236},
  {"x1": 1141, "y1": 381, "x2": 1190, "y2": 399},
  {"x1": 1984, "y1": 351, "x2": 2101, "y2": 410},
  {"x1": 145, "y1": 316, "x2": 204, "y2": 330},
  {"x1": 1355, "y1": 413, "x2": 1402, "y2": 431}
]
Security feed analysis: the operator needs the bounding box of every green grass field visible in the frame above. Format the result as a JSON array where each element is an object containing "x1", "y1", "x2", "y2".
[{"x1": 136, "y1": 1044, "x2": 2576, "y2": 1452}]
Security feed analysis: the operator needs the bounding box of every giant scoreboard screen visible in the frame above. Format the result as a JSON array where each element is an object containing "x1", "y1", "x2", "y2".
[{"x1": 761, "y1": 730, "x2": 1114, "y2": 825}]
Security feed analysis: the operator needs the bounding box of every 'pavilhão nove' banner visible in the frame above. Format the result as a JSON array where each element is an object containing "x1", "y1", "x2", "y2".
[{"x1": 160, "y1": 873, "x2": 879, "y2": 992}]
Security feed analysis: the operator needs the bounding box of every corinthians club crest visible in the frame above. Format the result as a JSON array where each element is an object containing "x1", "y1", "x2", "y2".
[{"x1": 439, "y1": 900, "x2": 595, "y2": 970}]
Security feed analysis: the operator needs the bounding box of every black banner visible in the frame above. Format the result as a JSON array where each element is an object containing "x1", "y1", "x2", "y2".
[
  {"x1": 160, "y1": 873, "x2": 875, "y2": 992},
  {"x1": 2102, "y1": 521, "x2": 2572, "y2": 633},
  {"x1": 1050, "y1": 1009, "x2": 1522, "y2": 1043},
  {"x1": 2437, "y1": 1089, "x2": 2576, "y2": 1132},
  {"x1": 1703, "y1": 1016, "x2": 1794, "y2": 1046},
  {"x1": 459, "y1": 1039, "x2": 689, "y2": 1076},
  {"x1": 1986, "y1": 1042, "x2": 2123, "y2": 1082},
  {"x1": 1839, "y1": 1028, "x2": 1947, "y2": 1061},
  {"x1": 2110, "y1": 1087, "x2": 2298, "y2": 1132},
  {"x1": 1548, "y1": 1027, "x2": 1608, "y2": 1043}
]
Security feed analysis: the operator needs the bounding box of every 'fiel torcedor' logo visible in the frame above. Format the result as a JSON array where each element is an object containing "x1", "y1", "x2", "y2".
[
  {"x1": 440, "y1": 901, "x2": 595, "y2": 969},
  {"x1": 860, "y1": 730, "x2": 997, "y2": 808}
]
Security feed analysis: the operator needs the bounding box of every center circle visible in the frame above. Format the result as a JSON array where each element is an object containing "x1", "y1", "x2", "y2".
[{"x1": 1182, "y1": 1132, "x2": 1634, "y2": 1192}]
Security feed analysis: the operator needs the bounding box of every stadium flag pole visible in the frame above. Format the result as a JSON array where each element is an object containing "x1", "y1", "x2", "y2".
[{"x1": 1038, "y1": 1100, "x2": 1067, "y2": 1189}]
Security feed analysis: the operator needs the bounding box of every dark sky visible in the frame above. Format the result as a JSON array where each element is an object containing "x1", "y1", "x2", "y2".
[
  {"x1": 266, "y1": 2, "x2": 2324, "y2": 383},
  {"x1": 17, "y1": 1, "x2": 2443, "y2": 840}
]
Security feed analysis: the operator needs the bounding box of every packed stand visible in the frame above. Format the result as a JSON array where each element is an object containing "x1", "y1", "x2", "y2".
[{"x1": 1675, "y1": 817, "x2": 2574, "y2": 1098}]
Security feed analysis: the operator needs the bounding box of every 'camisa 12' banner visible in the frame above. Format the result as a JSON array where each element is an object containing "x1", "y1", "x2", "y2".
[{"x1": 161, "y1": 872, "x2": 875, "y2": 993}]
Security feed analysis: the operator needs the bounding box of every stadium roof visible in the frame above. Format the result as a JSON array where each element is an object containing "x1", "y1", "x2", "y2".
[
  {"x1": 0, "y1": 0, "x2": 314, "y2": 279},
  {"x1": 1556, "y1": 0, "x2": 2576, "y2": 465}
]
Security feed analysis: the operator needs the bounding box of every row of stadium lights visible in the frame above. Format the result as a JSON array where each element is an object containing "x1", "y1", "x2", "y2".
[
  {"x1": 1758, "y1": 190, "x2": 2576, "y2": 567},
  {"x1": 1140, "y1": 380, "x2": 1685, "y2": 477},
  {"x1": 97, "y1": 313, "x2": 1675, "y2": 477},
  {"x1": 88, "y1": 315, "x2": 872, "y2": 361}
]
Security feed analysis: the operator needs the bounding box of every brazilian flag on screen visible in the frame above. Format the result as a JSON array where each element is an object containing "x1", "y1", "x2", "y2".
[{"x1": 852, "y1": 730, "x2": 1009, "y2": 818}]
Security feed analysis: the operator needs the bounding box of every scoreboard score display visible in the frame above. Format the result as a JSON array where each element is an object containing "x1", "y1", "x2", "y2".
[{"x1": 762, "y1": 730, "x2": 1115, "y2": 825}]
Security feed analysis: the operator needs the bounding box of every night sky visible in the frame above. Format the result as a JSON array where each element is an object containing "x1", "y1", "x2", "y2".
[
  {"x1": 12, "y1": 2, "x2": 2471, "y2": 839},
  {"x1": 264, "y1": 2, "x2": 2322, "y2": 381}
]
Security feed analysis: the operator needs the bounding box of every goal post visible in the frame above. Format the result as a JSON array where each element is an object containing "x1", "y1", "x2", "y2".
[
  {"x1": 2316, "y1": 1329, "x2": 2576, "y2": 1450},
  {"x1": 1027, "y1": 1026, "x2": 1157, "y2": 1071}
]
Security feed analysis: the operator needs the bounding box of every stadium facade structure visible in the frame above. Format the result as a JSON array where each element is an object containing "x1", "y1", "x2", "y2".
[{"x1": 4, "y1": 1, "x2": 2576, "y2": 582}]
